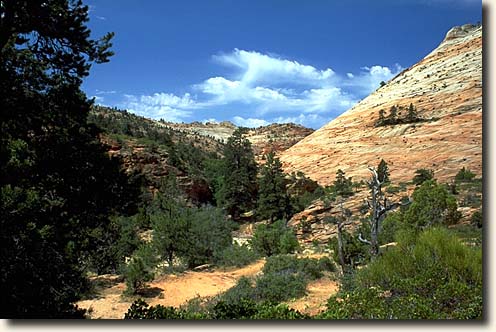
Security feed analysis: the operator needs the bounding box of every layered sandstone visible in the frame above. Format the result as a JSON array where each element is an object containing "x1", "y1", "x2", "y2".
[{"x1": 280, "y1": 24, "x2": 482, "y2": 186}]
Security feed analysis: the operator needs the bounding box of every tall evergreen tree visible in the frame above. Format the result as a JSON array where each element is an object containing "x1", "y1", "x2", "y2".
[
  {"x1": 333, "y1": 169, "x2": 353, "y2": 197},
  {"x1": 377, "y1": 159, "x2": 390, "y2": 183},
  {"x1": 406, "y1": 103, "x2": 418, "y2": 122},
  {"x1": 388, "y1": 105, "x2": 398, "y2": 122},
  {"x1": 0, "y1": 0, "x2": 138, "y2": 317},
  {"x1": 257, "y1": 152, "x2": 290, "y2": 222},
  {"x1": 218, "y1": 129, "x2": 258, "y2": 219}
]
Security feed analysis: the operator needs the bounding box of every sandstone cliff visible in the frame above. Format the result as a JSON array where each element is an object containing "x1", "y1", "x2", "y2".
[{"x1": 280, "y1": 24, "x2": 482, "y2": 186}]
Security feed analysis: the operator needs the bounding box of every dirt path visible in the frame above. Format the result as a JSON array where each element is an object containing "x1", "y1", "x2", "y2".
[
  {"x1": 77, "y1": 257, "x2": 339, "y2": 319},
  {"x1": 285, "y1": 278, "x2": 339, "y2": 316},
  {"x1": 77, "y1": 259, "x2": 265, "y2": 319}
]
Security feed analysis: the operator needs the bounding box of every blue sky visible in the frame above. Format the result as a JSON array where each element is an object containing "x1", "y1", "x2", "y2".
[{"x1": 83, "y1": 0, "x2": 482, "y2": 129}]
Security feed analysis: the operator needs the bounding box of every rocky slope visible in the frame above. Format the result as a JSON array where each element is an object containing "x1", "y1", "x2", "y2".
[
  {"x1": 280, "y1": 24, "x2": 482, "y2": 186},
  {"x1": 160, "y1": 120, "x2": 314, "y2": 162},
  {"x1": 91, "y1": 106, "x2": 314, "y2": 204},
  {"x1": 281, "y1": 24, "x2": 482, "y2": 244}
]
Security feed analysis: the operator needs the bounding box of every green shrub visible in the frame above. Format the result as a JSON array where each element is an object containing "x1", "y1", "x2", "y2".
[
  {"x1": 124, "y1": 299, "x2": 208, "y2": 319},
  {"x1": 250, "y1": 220, "x2": 300, "y2": 257},
  {"x1": 378, "y1": 211, "x2": 408, "y2": 244},
  {"x1": 254, "y1": 271, "x2": 307, "y2": 302},
  {"x1": 412, "y1": 168, "x2": 434, "y2": 186},
  {"x1": 214, "y1": 243, "x2": 260, "y2": 268},
  {"x1": 212, "y1": 299, "x2": 259, "y2": 319},
  {"x1": 250, "y1": 302, "x2": 309, "y2": 319},
  {"x1": 329, "y1": 229, "x2": 370, "y2": 268},
  {"x1": 455, "y1": 167, "x2": 476, "y2": 182},
  {"x1": 461, "y1": 193, "x2": 482, "y2": 208},
  {"x1": 125, "y1": 298, "x2": 308, "y2": 319},
  {"x1": 321, "y1": 228, "x2": 482, "y2": 319},
  {"x1": 217, "y1": 276, "x2": 256, "y2": 305},
  {"x1": 471, "y1": 209, "x2": 483, "y2": 228},
  {"x1": 181, "y1": 205, "x2": 235, "y2": 268},
  {"x1": 124, "y1": 245, "x2": 156, "y2": 295},
  {"x1": 262, "y1": 254, "x2": 336, "y2": 280},
  {"x1": 404, "y1": 180, "x2": 461, "y2": 228}
]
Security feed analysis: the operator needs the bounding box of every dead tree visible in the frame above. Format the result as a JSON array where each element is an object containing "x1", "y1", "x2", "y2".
[
  {"x1": 324, "y1": 198, "x2": 353, "y2": 274},
  {"x1": 358, "y1": 167, "x2": 409, "y2": 258},
  {"x1": 336, "y1": 201, "x2": 353, "y2": 274}
]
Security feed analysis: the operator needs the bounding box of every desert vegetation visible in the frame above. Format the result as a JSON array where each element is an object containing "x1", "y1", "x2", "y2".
[{"x1": 0, "y1": 0, "x2": 483, "y2": 320}]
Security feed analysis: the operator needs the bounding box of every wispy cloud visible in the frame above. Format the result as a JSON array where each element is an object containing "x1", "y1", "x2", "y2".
[
  {"x1": 120, "y1": 93, "x2": 196, "y2": 122},
  {"x1": 114, "y1": 49, "x2": 402, "y2": 128},
  {"x1": 232, "y1": 116, "x2": 270, "y2": 128},
  {"x1": 95, "y1": 89, "x2": 117, "y2": 95}
]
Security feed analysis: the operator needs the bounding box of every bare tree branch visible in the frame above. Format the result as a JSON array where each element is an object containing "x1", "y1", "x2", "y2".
[{"x1": 358, "y1": 233, "x2": 371, "y2": 245}]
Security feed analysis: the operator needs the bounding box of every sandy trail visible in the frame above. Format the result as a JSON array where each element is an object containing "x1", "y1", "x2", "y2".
[
  {"x1": 77, "y1": 257, "x2": 339, "y2": 319},
  {"x1": 78, "y1": 259, "x2": 265, "y2": 319}
]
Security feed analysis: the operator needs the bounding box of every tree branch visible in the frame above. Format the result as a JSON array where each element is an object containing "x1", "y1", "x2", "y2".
[{"x1": 358, "y1": 233, "x2": 371, "y2": 245}]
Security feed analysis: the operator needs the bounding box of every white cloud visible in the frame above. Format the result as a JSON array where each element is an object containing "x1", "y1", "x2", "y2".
[
  {"x1": 213, "y1": 49, "x2": 335, "y2": 86},
  {"x1": 120, "y1": 93, "x2": 194, "y2": 122},
  {"x1": 111, "y1": 49, "x2": 402, "y2": 128},
  {"x1": 95, "y1": 89, "x2": 116, "y2": 95},
  {"x1": 344, "y1": 63, "x2": 403, "y2": 92},
  {"x1": 232, "y1": 116, "x2": 269, "y2": 128},
  {"x1": 273, "y1": 113, "x2": 326, "y2": 128}
]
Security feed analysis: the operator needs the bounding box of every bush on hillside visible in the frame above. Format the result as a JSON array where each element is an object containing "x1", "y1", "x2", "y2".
[
  {"x1": 214, "y1": 243, "x2": 260, "y2": 268},
  {"x1": 250, "y1": 220, "x2": 300, "y2": 257},
  {"x1": 320, "y1": 228, "x2": 482, "y2": 319},
  {"x1": 124, "y1": 245, "x2": 156, "y2": 295}
]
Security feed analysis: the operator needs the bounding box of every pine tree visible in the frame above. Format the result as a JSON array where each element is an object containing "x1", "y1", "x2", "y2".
[
  {"x1": 333, "y1": 169, "x2": 353, "y2": 197},
  {"x1": 257, "y1": 152, "x2": 290, "y2": 222},
  {"x1": 377, "y1": 159, "x2": 390, "y2": 183},
  {"x1": 388, "y1": 105, "x2": 398, "y2": 123},
  {"x1": 406, "y1": 103, "x2": 417, "y2": 122},
  {"x1": 0, "y1": 1, "x2": 138, "y2": 317},
  {"x1": 218, "y1": 129, "x2": 258, "y2": 219},
  {"x1": 376, "y1": 109, "x2": 386, "y2": 126}
]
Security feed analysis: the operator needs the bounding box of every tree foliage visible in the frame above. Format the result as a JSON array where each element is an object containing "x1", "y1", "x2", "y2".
[
  {"x1": 412, "y1": 168, "x2": 434, "y2": 185},
  {"x1": 217, "y1": 129, "x2": 258, "y2": 219},
  {"x1": 321, "y1": 228, "x2": 482, "y2": 319},
  {"x1": 0, "y1": 0, "x2": 140, "y2": 317},
  {"x1": 333, "y1": 169, "x2": 353, "y2": 197},
  {"x1": 250, "y1": 220, "x2": 299, "y2": 257},
  {"x1": 455, "y1": 167, "x2": 476, "y2": 182},
  {"x1": 375, "y1": 103, "x2": 425, "y2": 127},
  {"x1": 404, "y1": 179, "x2": 461, "y2": 228},
  {"x1": 377, "y1": 159, "x2": 390, "y2": 183},
  {"x1": 257, "y1": 152, "x2": 290, "y2": 222}
]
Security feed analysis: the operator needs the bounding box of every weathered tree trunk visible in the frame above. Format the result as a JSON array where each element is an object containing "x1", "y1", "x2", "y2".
[
  {"x1": 359, "y1": 167, "x2": 409, "y2": 258},
  {"x1": 337, "y1": 223, "x2": 348, "y2": 273}
]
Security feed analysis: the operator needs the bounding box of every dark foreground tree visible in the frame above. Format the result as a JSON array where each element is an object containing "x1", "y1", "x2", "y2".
[{"x1": 0, "y1": 0, "x2": 138, "y2": 318}]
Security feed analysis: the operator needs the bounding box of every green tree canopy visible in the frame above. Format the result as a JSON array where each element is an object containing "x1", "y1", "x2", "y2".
[
  {"x1": 257, "y1": 152, "x2": 290, "y2": 222},
  {"x1": 377, "y1": 159, "x2": 390, "y2": 183},
  {"x1": 217, "y1": 129, "x2": 258, "y2": 219},
  {"x1": 412, "y1": 168, "x2": 434, "y2": 186},
  {"x1": 404, "y1": 179, "x2": 461, "y2": 228},
  {"x1": 333, "y1": 169, "x2": 354, "y2": 197},
  {"x1": 0, "y1": 0, "x2": 139, "y2": 317}
]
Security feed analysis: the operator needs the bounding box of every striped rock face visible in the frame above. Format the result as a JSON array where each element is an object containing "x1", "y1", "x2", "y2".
[{"x1": 280, "y1": 24, "x2": 482, "y2": 186}]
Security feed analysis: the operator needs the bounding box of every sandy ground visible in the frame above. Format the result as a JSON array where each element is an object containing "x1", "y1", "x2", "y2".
[{"x1": 77, "y1": 257, "x2": 338, "y2": 319}]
